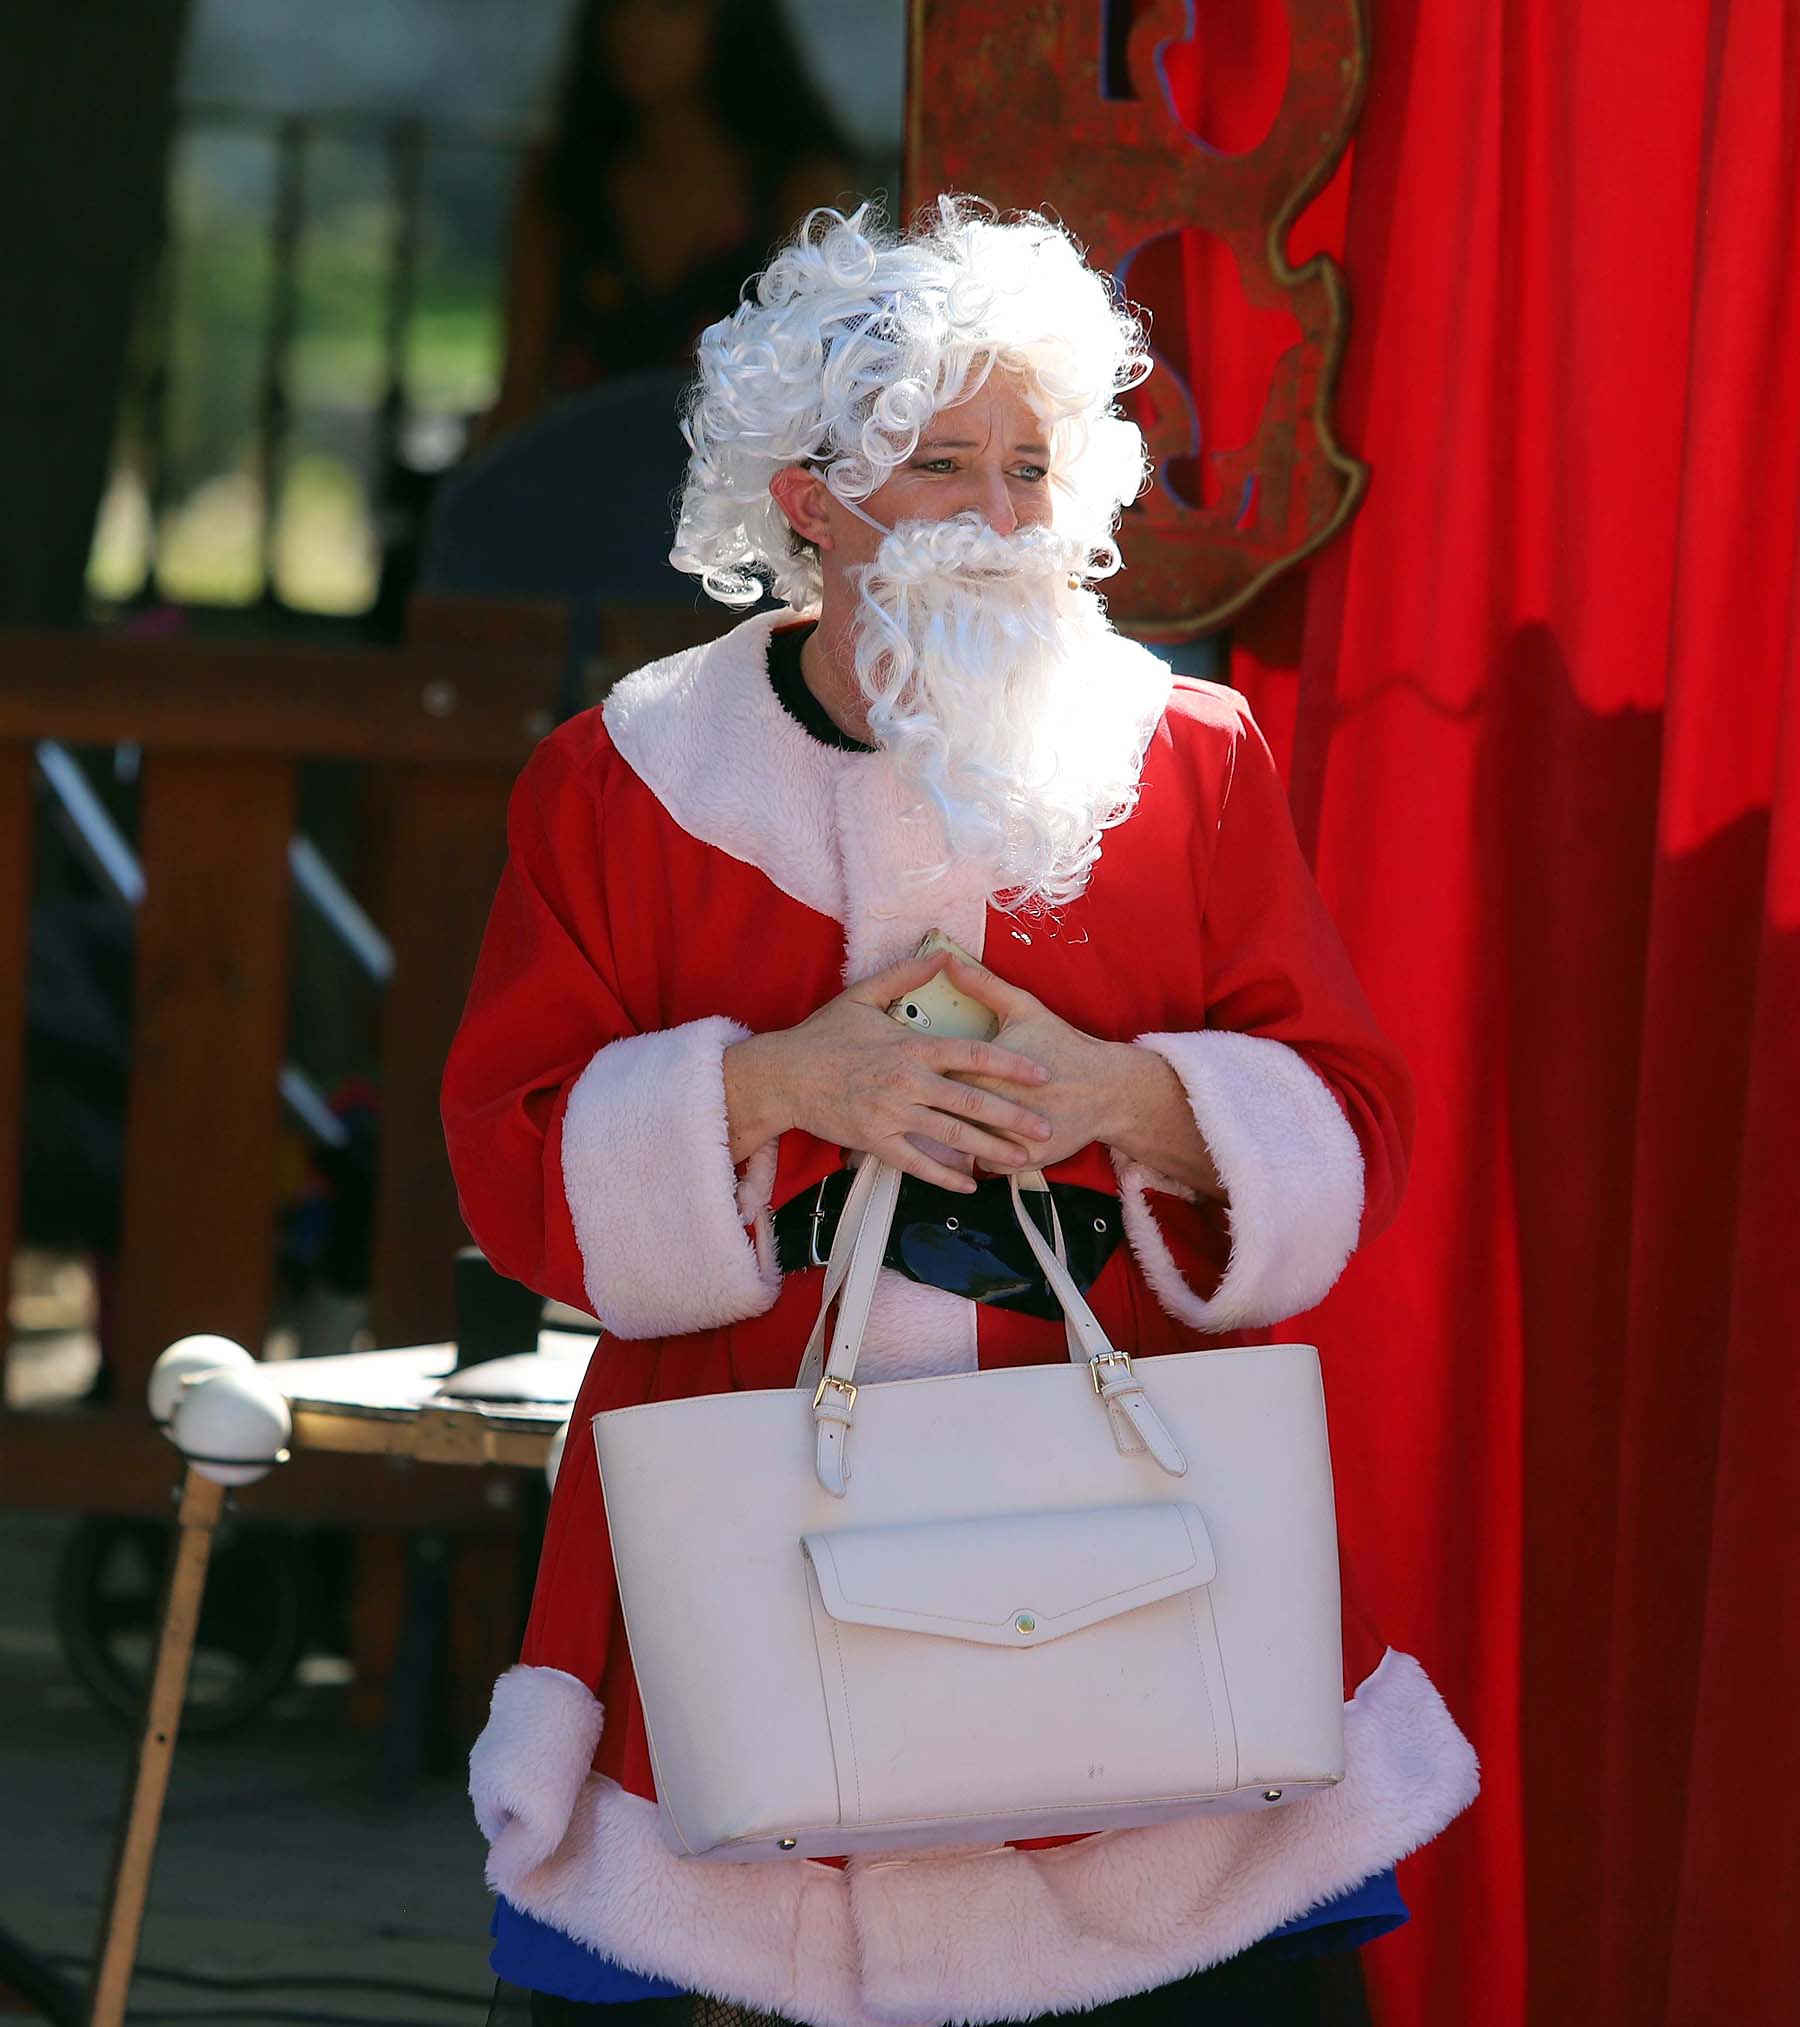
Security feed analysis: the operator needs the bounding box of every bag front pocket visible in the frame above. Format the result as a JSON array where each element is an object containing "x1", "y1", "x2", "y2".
[{"x1": 801, "y1": 1502, "x2": 1239, "y2": 1827}]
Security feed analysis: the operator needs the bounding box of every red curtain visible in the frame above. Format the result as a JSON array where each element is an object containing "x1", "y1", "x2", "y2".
[{"x1": 1174, "y1": 2, "x2": 1800, "y2": 2021}]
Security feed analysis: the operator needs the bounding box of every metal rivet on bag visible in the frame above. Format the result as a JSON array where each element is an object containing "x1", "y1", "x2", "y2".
[
  {"x1": 1013, "y1": 1611, "x2": 1037, "y2": 1634},
  {"x1": 945, "y1": 1216, "x2": 960, "y2": 1231},
  {"x1": 1262, "y1": 1789, "x2": 1284, "y2": 1802},
  {"x1": 1093, "y1": 1217, "x2": 1107, "y2": 1233},
  {"x1": 778, "y1": 1837, "x2": 798, "y2": 1849}
]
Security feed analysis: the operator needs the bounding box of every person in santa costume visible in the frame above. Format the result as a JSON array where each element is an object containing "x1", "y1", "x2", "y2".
[{"x1": 443, "y1": 199, "x2": 1477, "y2": 2027}]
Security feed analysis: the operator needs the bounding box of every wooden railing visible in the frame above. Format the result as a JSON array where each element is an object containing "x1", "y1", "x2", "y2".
[{"x1": 0, "y1": 597, "x2": 564, "y2": 1526}]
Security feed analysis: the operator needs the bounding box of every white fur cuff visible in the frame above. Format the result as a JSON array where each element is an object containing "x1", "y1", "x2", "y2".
[
  {"x1": 562, "y1": 1016, "x2": 783, "y2": 1338},
  {"x1": 471, "y1": 1665, "x2": 605, "y2": 1882},
  {"x1": 1115, "y1": 1031, "x2": 1365, "y2": 1331}
]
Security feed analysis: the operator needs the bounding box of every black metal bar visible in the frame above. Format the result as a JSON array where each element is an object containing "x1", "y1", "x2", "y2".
[
  {"x1": 379, "y1": 118, "x2": 426, "y2": 485},
  {"x1": 140, "y1": 244, "x2": 177, "y2": 593},
  {"x1": 256, "y1": 117, "x2": 307, "y2": 609}
]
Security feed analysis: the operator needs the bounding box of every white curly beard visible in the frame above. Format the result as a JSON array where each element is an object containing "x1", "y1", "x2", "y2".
[{"x1": 849, "y1": 513, "x2": 1148, "y2": 914}]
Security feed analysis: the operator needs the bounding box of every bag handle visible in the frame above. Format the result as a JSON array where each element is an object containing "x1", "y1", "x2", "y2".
[
  {"x1": 792, "y1": 1165, "x2": 1070, "y2": 1395},
  {"x1": 1002, "y1": 1173, "x2": 1186, "y2": 1477},
  {"x1": 796, "y1": 1160, "x2": 1185, "y2": 1495}
]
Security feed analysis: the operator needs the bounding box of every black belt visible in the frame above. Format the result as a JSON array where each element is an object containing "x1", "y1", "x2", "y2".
[{"x1": 770, "y1": 1168, "x2": 1122, "y2": 1322}]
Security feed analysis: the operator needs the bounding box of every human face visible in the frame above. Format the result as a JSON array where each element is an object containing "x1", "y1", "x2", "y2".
[
  {"x1": 765, "y1": 365, "x2": 1063, "y2": 640},
  {"x1": 825, "y1": 369, "x2": 1056, "y2": 571},
  {"x1": 871, "y1": 370, "x2": 1054, "y2": 525}
]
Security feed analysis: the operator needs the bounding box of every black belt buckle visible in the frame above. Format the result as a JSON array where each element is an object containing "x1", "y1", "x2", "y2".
[{"x1": 806, "y1": 1176, "x2": 833, "y2": 1267}]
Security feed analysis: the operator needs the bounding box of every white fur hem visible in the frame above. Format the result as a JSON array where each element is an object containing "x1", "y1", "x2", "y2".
[
  {"x1": 470, "y1": 1665, "x2": 605, "y2": 1881},
  {"x1": 485, "y1": 1649, "x2": 1476, "y2": 2027},
  {"x1": 1114, "y1": 1031, "x2": 1365, "y2": 1331},
  {"x1": 562, "y1": 1016, "x2": 783, "y2": 1338}
]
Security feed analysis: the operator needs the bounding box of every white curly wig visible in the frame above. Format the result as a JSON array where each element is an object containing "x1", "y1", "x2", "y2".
[{"x1": 670, "y1": 197, "x2": 1153, "y2": 609}]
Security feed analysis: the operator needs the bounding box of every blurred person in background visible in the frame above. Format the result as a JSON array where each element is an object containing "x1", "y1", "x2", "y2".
[{"x1": 478, "y1": 0, "x2": 856, "y2": 445}]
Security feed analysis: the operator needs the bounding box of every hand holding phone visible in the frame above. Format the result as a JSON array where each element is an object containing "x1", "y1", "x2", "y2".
[{"x1": 886, "y1": 930, "x2": 1001, "y2": 1043}]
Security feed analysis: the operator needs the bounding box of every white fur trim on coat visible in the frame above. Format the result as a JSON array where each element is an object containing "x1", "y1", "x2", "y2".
[
  {"x1": 602, "y1": 607, "x2": 1173, "y2": 963},
  {"x1": 470, "y1": 1665, "x2": 605, "y2": 1882},
  {"x1": 483, "y1": 1648, "x2": 1477, "y2": 2027},
  {"x1": 603, "y1": 610, "x2": 850, "y2": 922},
  {"x1": 1114, "y1": 1031, "x2": 1365, "y2": 1332},
  {"x1": 562, "y1": 1016, "x2": 782, "y2": 1339}
]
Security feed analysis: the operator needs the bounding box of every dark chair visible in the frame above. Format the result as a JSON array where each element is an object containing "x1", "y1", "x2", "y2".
[{"x1": 422, "y1": 370, "x2": 726, "y2": 719}]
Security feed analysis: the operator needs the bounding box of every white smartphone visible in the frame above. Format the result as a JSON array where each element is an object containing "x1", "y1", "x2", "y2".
[{"x1": 886, "y1": 929, "x2": 999, "y2": 1041}]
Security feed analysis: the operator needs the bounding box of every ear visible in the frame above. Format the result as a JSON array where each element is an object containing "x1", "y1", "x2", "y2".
[{"x1": 769, "y1": 465, "x2": 837, "y2": 550}]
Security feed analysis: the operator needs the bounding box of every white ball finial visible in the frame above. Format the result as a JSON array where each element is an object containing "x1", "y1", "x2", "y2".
[
  {"x1": 544, "y1": 1417, "x2": 570, "y2": 1493},
  {"x1": 168, "y1": 1368, "x2": 293, "y2": 1486},
  {"x1": 148, "y1": 1335, "x2": 256, "y2": 1431}
]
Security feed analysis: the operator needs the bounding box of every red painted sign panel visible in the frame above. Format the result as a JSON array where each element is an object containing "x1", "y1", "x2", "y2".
[{"x1": 904, "y1": 0, "x2": 1369, "y2": 638}]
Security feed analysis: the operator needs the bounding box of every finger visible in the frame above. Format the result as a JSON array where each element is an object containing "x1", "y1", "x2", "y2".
[
  {"x1": 913, "y1": 1105, "x2": 1041, "y2": 1169},
  {"x1": 922, "y1": 1036, "x2": 1051, "y2": 1086},
  {"x1": 941, "y1": 953, "x2": 1038, "y2": 1020},
  {"x1": 925, "y1": 1073, "x2": 1055, "y2": 1146},
  {"x1": 878, "y1": 1137, "x2": 978, "y2": 1194},
  {"x1": 842, "y1": 948, "x2": 950, "y2": 1006}
]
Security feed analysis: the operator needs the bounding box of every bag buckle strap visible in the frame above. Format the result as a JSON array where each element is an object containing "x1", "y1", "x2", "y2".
[
  {"x1": 1089, "y1": 1349, "x2": 1133, "y2": 1396},
  {"x1": 813, "y1": 1374, "x2": 857, "y2": 1498}
]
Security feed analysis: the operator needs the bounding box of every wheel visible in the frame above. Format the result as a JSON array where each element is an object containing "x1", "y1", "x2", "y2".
[{"x1": 54, "y1": 1511, "x2": 307, "y2": 1736}]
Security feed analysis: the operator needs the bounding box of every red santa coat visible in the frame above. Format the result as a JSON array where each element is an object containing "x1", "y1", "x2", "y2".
[{"x1": 442, "y1": 610, "x2": 1476, "y2": 2026}]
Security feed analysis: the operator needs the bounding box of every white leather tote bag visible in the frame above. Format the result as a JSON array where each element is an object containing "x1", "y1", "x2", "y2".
[{"x1": 593, "y1": 1159, "x2": 1345, "y2": 1862}]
